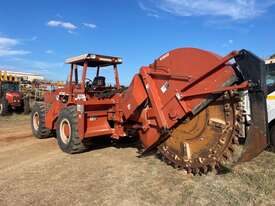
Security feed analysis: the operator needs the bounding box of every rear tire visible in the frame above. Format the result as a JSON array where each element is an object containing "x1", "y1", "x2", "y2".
[
  {"x1": 31, "y1": 102, "x2": 51, "y2": 139},
  {"x1": 56, "y1": 106, "x2": 88, "y2": 154},
  {"x1": 0, "y1": 97, "x2": 9, "y2": 116},
  {"x1": 23, "y1": 97, "x2": 31, "y2": 114}
]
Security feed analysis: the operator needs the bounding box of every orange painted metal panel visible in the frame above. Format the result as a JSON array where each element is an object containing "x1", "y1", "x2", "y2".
[{"x1": 121, "y1": 74, "x2": 148, "y2": 120}]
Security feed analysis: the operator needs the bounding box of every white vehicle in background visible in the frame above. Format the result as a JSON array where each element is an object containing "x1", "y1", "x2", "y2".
[{"x1": 266, "y1": 59, "x2": 275, "y2": 147}]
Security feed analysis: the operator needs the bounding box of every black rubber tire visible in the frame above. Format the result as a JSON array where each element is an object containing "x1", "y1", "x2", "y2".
[
  {"x1": 56, "y1": 106, "x2": 88, "y2": 154},
  {"x1": 270, "y1": 125, "x2": 275, "y2": 148},
  {"x1": 23, "y1": 97, "x2": 31, "y2": 114},
  {"x1": 31, "y1": 102, "x2": 51, "y2": 139},
  {"x1": 0, "y1": 97, "x2": 9, "y2": 116}
]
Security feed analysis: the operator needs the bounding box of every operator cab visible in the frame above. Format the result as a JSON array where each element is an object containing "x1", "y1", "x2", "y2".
[
  {"x1": 0, "y1": 81, "x2": 19, "y2": 94},
  {"x1": 65, "y1": 53, "x2": 122, "y2": 99}
]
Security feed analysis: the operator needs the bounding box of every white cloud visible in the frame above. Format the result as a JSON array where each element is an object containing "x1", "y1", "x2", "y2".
[
  {"x1": 0, "y1": 36, "x2": 30, "y2": 57},
  {"x1": 56, "y1": 13, "x2": 63, "y2": 19},
  {"x1": 0, "y1": 36, "x2": 61, "y2": 79},
  {"x1": 0, "y1": 37, "x2": 18, "y2": 49},
  {"x1": 47, "y1": 20, "x2": 98, "y2": 32},
  {"x1": 145, "y1": 0, "x2": 275, "y2": 20},
  {"x1": 47, "y1": 20, "x2": 77, "y2": 30},
  {"x1": 0, "y1": 49, "x2": 30, "y2": 56},
  {"x1": 139, "y1": 1, "x2": 161, "y2": 18},
  {"x1": 83, "y1": 23, "x2": 97, "y2": 29},
  {"x1": 3, "y1": 57, "x2": 64, "y2": 76},
  {"x1": 139, "y1": 1, "x2": 158, "y2": 13},
  {"x1": 31, "y1": 36, "x2": 38, "y2": 41},
  {"x1": 20, "y1": 59, "x2": 62, "y2": 70},
  {"x1": 45, "y1": 50, "x2": 54, "y2": 54},
  {"x1": 222, "y1": 39, "x2": 235, "y2": 47},
  {"x1": 12, "y1": 57, "x2": 62, "y2": 69},
  {"x1": 147, "y1": 13, "x2": 160, "y2": 18}
]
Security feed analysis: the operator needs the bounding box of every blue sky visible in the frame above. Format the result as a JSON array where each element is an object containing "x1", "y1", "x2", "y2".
[{"x1": 0, "y1": 0, "x2": 275, "y2": 85}]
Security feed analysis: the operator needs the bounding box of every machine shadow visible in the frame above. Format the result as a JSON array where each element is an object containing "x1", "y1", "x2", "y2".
[{"x1": 84, "y1": 136, "x2": 141, "y2": 153}]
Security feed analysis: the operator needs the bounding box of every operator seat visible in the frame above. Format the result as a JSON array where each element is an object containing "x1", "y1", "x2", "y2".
[
  {"x1": 90, "y1": 76, "x2": 116, "y2": 99},
  {"x1": 92, "y1": 76, "x2": 106, "y2": 87}
]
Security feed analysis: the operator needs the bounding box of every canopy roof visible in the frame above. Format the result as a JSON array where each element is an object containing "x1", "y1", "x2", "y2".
[{"x1": 65, "y1": 54, "x2": 123, "y2": 67}]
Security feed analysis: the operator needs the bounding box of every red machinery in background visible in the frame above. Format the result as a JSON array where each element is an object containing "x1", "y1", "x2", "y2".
[{"x1": 0, "y1": 71, "x2": 25, "y2": 116}]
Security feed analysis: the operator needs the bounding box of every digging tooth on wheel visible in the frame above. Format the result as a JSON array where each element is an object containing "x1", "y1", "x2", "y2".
[{"x1": 157, "y1": 92, "x2": 246, "y2": 175}]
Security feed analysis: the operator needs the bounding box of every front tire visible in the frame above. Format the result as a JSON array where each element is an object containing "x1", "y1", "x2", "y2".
[
  {"x1": 0, "y1": 97, "x2": 9, "y2": 116},
  {"x1": 56, "y1": 106, "x2": 88, "y2": 154},
  {"x1": 31, "y1": 102, "x2": 51, "y2": 139}
]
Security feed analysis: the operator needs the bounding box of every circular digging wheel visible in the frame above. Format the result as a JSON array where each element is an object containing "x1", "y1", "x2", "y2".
[
  {"x1": 31, "y1": 103, "x2": 51, "y2": 139},
  {"x1": 158, "y1": 93, "x2": 245, "y2": 175},
  {"x1": 0, "y1": 97, "x2": 9, "y2": 116},
  {"x1": 56, "y1": 106, "x2": 89, "y2": 154}
]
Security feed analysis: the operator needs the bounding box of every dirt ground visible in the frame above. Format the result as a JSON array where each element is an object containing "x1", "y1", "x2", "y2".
[{"x1": 0, "y1": 115, "x2": 275, "y2": 206}]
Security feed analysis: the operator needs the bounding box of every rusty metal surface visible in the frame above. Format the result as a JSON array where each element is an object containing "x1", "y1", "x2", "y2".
[
  {"x1": 121, "y1": 75, "x2": 148, "y2": 120},
  {"x1": 144, "y1": 48, "x2": 238, "y2": 130},
  {"x1": 158, "y1": 93, "x2": 244, "y2": 174},
  {"x1": 135, "y1": 48, "x2": 244, "y2": 151},
  {"x1": 239, "y1": 126, "x2": 267, "y2": 162}
]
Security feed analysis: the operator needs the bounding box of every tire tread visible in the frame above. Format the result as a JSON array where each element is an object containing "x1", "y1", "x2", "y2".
[
  {"x1": 56, "y1": 106, "x2": 88, "y2": 154},
  {"x1": 31, "y1": 102, "x2": 51, "y2": 139}
]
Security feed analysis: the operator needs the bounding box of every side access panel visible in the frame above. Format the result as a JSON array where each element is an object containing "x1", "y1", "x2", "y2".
[{"x1": 121, "y1": 74, "x2": 148, "y2": 120}]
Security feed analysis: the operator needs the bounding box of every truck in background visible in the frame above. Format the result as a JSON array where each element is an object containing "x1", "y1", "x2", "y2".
[
  {"x1": 0, "y1": 71, "x2": 25, "y2": 116},
  {"x1": 266, "y1": 60, "x2": 275, "y2": 147}
]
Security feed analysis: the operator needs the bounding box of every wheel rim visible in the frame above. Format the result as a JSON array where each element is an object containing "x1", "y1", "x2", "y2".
[
  {"x1": 60, "y1": 119, "x2": 71, "y2": 144},
  {"x1": 33, "y1": 112, "x2": 39, "y2": 131}
]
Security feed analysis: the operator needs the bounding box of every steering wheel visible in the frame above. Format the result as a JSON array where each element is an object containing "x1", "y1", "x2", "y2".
[
  {"x1": 85, "y1": 78, "x2": 93, "y2": 90},
  {"x1": 85, "y1": 78, "x2": 93, "y2": 84}
]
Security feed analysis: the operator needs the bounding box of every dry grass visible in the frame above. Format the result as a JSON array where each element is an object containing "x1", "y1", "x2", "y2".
[
  {"x1": 0, "y1": 117, "x2": 274, "y2": 206},
  {"x1": 0, "y1": 114, "x2": 30, "y2": 122}
]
